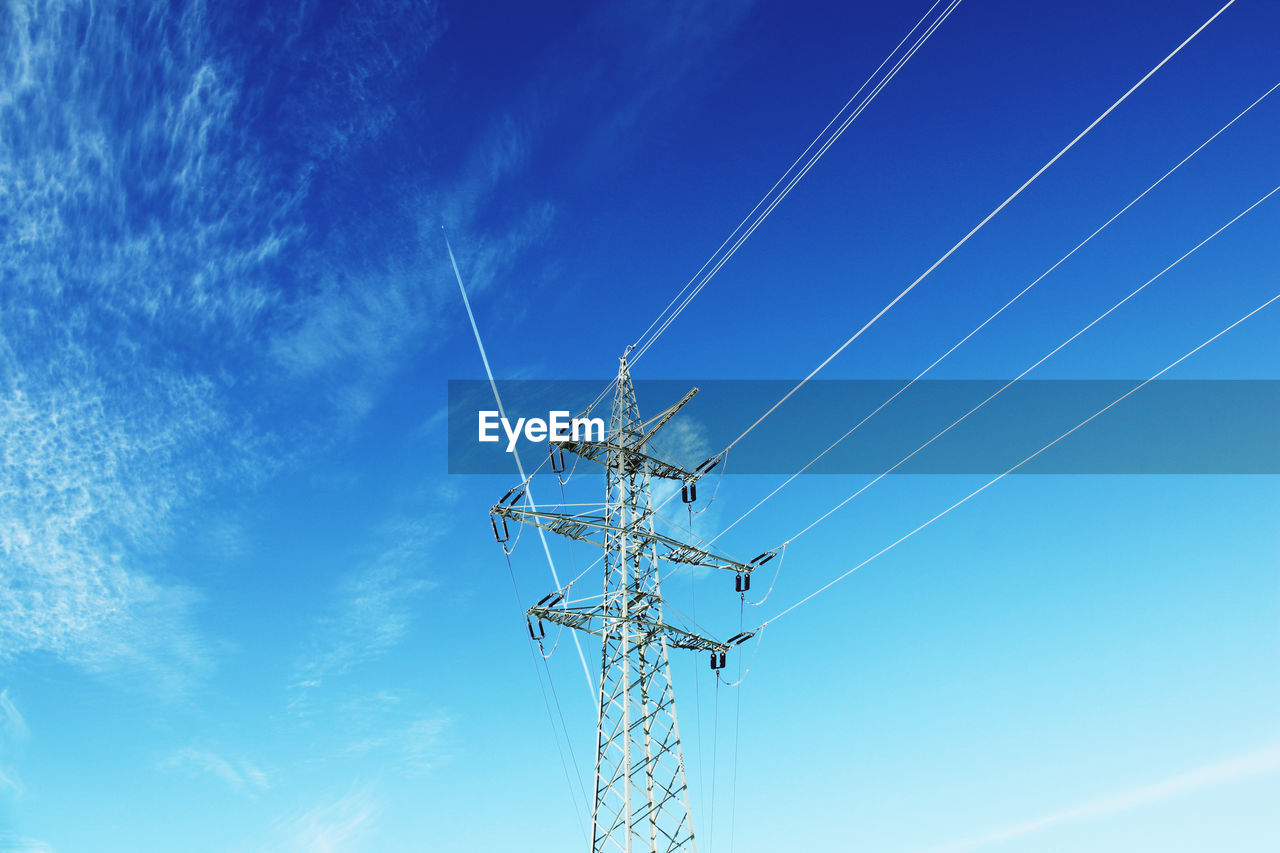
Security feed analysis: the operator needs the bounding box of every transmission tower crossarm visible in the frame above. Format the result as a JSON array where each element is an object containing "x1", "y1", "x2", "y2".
[
  {"x1": 552, "y1": 438, "x2": 698, "y2": 482},
  {"x1": 632, "y1": 387, "x2": 698, "y2": 449},
  {"x1": 491, "y1": 504, "x2": 753, "y2": 574},
  {"x1": 528, "y1": 602, "x2": 732, "y2": 654}
]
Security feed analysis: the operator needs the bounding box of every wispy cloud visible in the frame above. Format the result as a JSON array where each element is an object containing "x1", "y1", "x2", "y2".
[
  {"x1": 342, "y1": 711, "x2": 451, "y2": 777},
  {"x1": 0, "y1": 0, "x2": 297, "y2": 688},
  {"x1": 267, "y1": 262, "x2": 443, "y2": 426},
  {"x1": 425, "y1": 4, "x2": 761, "y2": 304},
  {"x1": 0, "y1": 0, "x2": 447, "y2": 687},
  {"x1": 1, "y1": 0, "x2": 756, "y2": 697},
  {"x1": 579, "y1": 0, "x2": 760, "y2": 165},
  {"x1": 290, "y1": 518, "x2": 439, "y2": 709},
  {"x1": 911, "y1": 743, "x2": 1280, "y2": 853},
  {"x1": 428, "y1": 114, "x2": 559, "y2": 298},
  {"x1": 0, "y1": 689, "x2": 30, "y2": 796},
  {"x1": 158, "y1": 746, "x2": 269, "y2": 794},
  {"x1": 0, "y1": 372, "x2": 217, "y2": 689},
  {"x1": 0, "y1": 833, "x2": 55, "y2": 853},
  {"x1": 267, "y1": 788, "x2": 378, "y2": 853}
]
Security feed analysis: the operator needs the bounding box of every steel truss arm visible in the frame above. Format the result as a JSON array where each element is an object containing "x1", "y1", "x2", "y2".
[
  {"x1": 528, "y1": 602, "x2": 729, "y2": 653},
  {"x1": 553, "y1": 386, "x2": 701, "y2": 481},
  {"x1": 551, "y1": 438, "x2": 696, "y2": 482},
  {"x1": 633, "y1": 388, "x2": 698, "y2": 449},
  {"x1": 491, "y1": 504, "x2": 752, "y2": 574}
]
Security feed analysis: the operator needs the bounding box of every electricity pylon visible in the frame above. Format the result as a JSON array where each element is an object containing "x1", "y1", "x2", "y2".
[{"x1": 492, "y1": 357, "x2": 760, "y2": 853}]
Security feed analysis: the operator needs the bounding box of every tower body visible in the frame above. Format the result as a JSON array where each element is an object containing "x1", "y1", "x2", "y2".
[{"x1": 591, "y1": 360, "x2": 697, "y2": 853}]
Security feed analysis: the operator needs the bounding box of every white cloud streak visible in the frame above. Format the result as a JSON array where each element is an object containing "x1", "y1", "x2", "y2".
[
  {"x1": 912, "y1": 743, "x2": 1280, "y2": 853},
  {"x1": 158, "y1": 746, "x2": 269, "y2": 794},
  {"x1": 0, "y1": 833, "x2": 55, "y2": 853},
  {"x1": 290, "y1": 518, "x2": 438, "y2": 710},
  {"x1": 0, "y1": 688, "x2": 30, "y2": 796},
  {"x1": 0, "y1": 0, "x2": 295, "y2": 688},
  {"x1": 0, "y1": 0, "x2": 442, "y2": 687},
  {"x1": 0, "y1": 368, "x2": 218, "y2": 687},
  {"x1": 342, "y1": 712, "x2": 451, "y2": 777},
  {"x1": 0, "y1": 0, "x2": 758, "y2": 699},
  {"x1": 268, "y1": 788, "x2": 378, "y2": 853}
]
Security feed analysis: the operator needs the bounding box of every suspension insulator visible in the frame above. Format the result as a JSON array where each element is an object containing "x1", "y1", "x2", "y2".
[
  {"x1": 694, "y1": 457, "x2": 721, "y2": 476},
  {"x1": 742, "y1": 573, "x2": 751, "y2": 592},
  {"x1": 681, "y1": 482, "x2": 697, "y2": 503},
  {"x1": 719, "y1": 652, "x2": 727, "y2": 669},
  {"x1": 538, "y1": 620, "x2": 546, "y2": 639},
  {"x1": 709, "y1": 651, "x2": 719, "y2": 670},
  {"x1": 550, "y1": 444, "x2": 566, "y2": 474},
  {"x1": 491, "y1": 515, "x2": 509, "y2": 543},
  {"x1": 526, "y1": 618, "x2": 538, "y2": 640},
  {"x1": 734, "y1": 573, "x2": 743, "y2": 593},
  {"x1": 535, "y1": 591, "x2": 564, "y2": 608}
]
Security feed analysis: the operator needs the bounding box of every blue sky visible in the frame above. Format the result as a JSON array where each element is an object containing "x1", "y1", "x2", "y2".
[{"x1": 1, "y1": 0, "x2": 1277, "y2": 851}]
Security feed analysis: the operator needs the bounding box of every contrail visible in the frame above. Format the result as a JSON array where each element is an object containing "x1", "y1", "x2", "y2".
[{"x1": 444, "y1": 230, "x2": 595, "y2": 701}]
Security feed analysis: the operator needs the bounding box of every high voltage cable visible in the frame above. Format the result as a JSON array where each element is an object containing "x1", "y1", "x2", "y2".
[
  {"x1": 512, "y1": 1, "x2": 1242, "y2": 596},
  {"x1": 538, "y1": 650, "x2": 592, "y2": 816},
  {"x1": 445, "y1": 232, "x2": 597, "y2": 703},
  {"x1": 777, "y1": 184, "x2": 1279, "y2": 546},
  {"x1": 751, "y1": 287, "x2": 1280, "y2": 631},
  {"x1": 449, "y1": 233, "x2": 594, "y2": 834},
  {"x1": 631, "y1": 0, "x2": 965, "y2": 367},
  {"x1": 700, "y1": 83, "x2": 1280, "y2": 546},
  {"x1": 547, "y1": 71, "x2": 1274, "y2": 608},
  {"x1": 504, "y1": 550, "x2": 590, "y2": 841},
  {"x1": 523, "y1": 1, "x2": 1246, "y2": 607},
  {"x1": 625, "y1": 0, "x2": 948, "y2": 354},
  {"x1": 562, "y1": 0, "x2": 960, "y2": 429},
  {"x1": 727, "y1": 596, "x2": 745, "y2": 853},
  {"x1": 574, "y1": 159, "x2": 1270, "y2": 605},
  {"x1": 696, "y1": 0, "x2": 1238, "y2": 467},
  {"x1": 514, "y1": 0, "x2": 957, "y2": 489},
  {"x1": 627, "y1": 0, "x2": 960, "y2": 365},
  {"x1": 656, "y1": 182, "x2": 1279, "y2": 593}
]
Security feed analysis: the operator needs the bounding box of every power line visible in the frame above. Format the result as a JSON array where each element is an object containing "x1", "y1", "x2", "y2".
[
  {"x1": 561, "y1": 0, "x2": 960, "y2": 434},
  {"x1": 755, "y1": 287, "x2": 1280, "y2": 630},
  {"x1": 560, "y1": 70, "x2": 1273, "y2": 610},
  {"x1": 536, "y1": 40, "x2": 1261, "y2": 615},
  {"x1": 630, "y1": 0, "x2": 965, "y2": 366},
  {"x1": 777, "y1": 184, "x2": 1279, "y2": 546},
  {"x1": 503, "y1": 550, "x2": 590, "y2": 842},
  {"x1": 699, "y1": 80, "x2": 1280, "y2": 546},
  {"x1": 698, "y1": 0, "x2": 1239, "y2": 466},
  {"x1": 482, "y1": 4, "x2": 1261, "y2": 847},
  {"x1": 627, "y1": 0, "x2": 951, "y2": 360},
  {"x1": 508, "y1": 0, "x2": 1249, "y2": 604},
  {"x1": 656, "y1": 181, "x2": 1278, "y2": 594},
  {"x1": 727, "y1": 596, "x2": 745, "y2": 852},
  {"x1": 570, "y1": 0, "x2": 963, "y2": 428}
]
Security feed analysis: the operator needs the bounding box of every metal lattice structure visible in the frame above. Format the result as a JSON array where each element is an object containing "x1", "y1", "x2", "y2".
[{"x1": 494, "y1": 358, "x2": 757, "y2": 853}]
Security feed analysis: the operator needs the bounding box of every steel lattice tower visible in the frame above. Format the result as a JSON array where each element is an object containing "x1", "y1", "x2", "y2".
[
  {"x1": 493, "y1": 358, "x2": 761, "y2": 853},
  {"x1": 589, "y1": 360, "x2": 696, "y2": 852}
]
